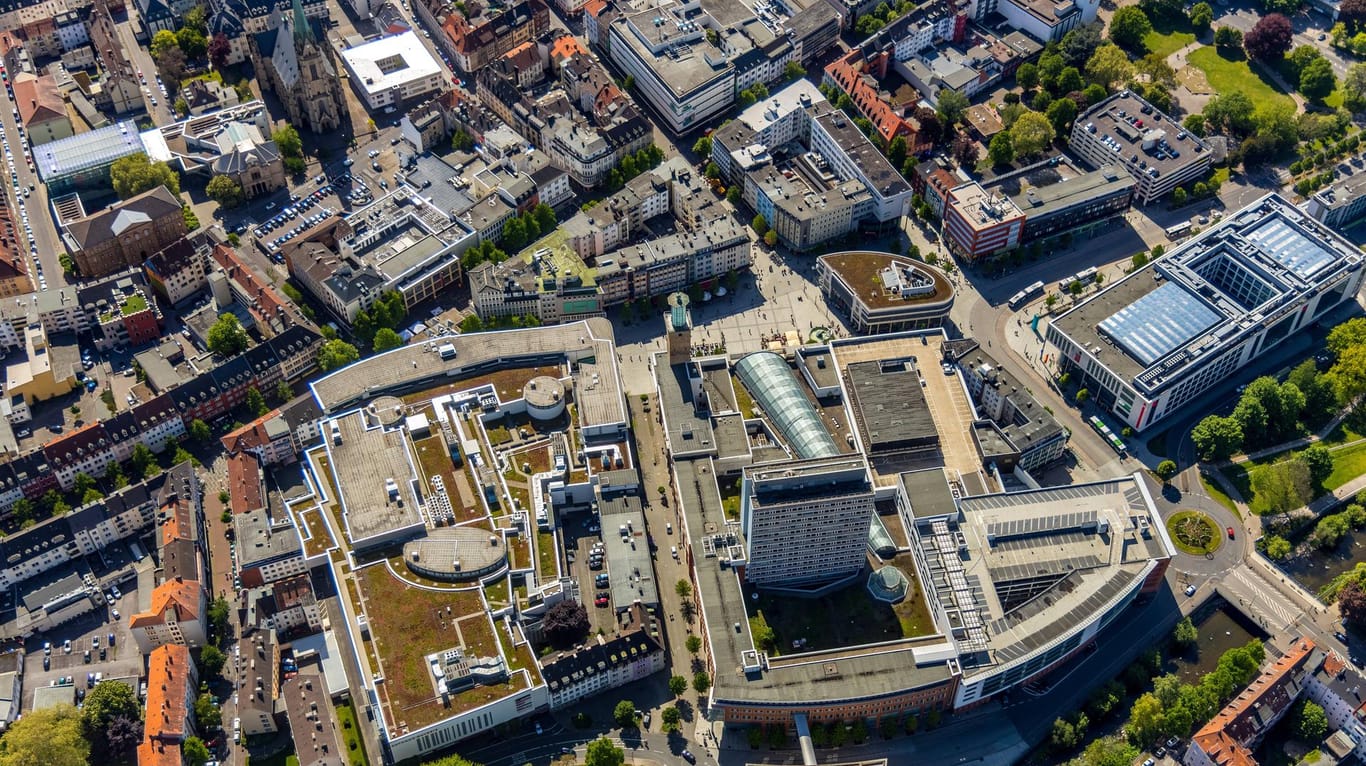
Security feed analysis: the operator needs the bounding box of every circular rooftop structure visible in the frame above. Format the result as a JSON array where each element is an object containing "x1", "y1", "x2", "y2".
[
  {"x1": 402, "y1": 526, "x2": 508, "y2": 583},
  {"x1": 368, "y1": 396, "x2": 406, "y2": 427},
  {"x1": 866, "y1": 566, "x2": 909, "y2": 604},
  {"x1": 816, "y1": 251, "x2": 955, "y2": 334},
  {"x1": 523, "y1": 376, "x2": 566, "y2": 420}
]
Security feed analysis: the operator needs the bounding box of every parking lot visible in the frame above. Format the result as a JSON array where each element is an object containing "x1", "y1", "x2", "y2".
[
  {"x1": 559, "y1": 512, "x2": 653, "y2": 635},
  {"x1": 21, "y1": 568, "x2": 145, "y2": 710},
  {"x1": 251, "y1": 175, "x2": 350, "y2": 262}
]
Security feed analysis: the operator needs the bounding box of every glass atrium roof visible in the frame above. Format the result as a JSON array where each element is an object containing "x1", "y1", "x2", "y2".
[
  {"x1": 1098, "y1": 282, "x2": 1221, "y2": 366},
  {"x1": 734, "y1": 351, "x2": 840, "y2": 460},
  {"x1": 1243, "y1": 217, "x2": 1336, "y2": 279}
]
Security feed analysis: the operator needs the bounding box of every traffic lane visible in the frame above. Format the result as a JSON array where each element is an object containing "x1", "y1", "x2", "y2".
[{"x1": 0, "y1": 91, "x2": 61, "y2": 288}]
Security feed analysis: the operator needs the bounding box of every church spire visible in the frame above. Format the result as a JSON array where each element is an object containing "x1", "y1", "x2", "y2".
[{"x1": 291, "y1": 0, "x2": 313, "y2": 45}]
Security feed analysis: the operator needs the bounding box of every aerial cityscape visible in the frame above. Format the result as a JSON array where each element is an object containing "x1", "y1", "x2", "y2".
[{"x1": 0, "y1": 0, "x2": 1364, "y2": 764}]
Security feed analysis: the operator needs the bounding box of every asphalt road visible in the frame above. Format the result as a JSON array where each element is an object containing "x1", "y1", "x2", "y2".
[{"x1": 0, "y1": 79, "x2": 60, "y2": 291}]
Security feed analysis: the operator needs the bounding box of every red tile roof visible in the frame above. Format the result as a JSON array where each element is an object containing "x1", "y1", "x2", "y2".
[
  {"x1": 226, "y1": 451, "x2": 265, "y2": 516},
  {"x1": 130, "y1": 578, "x2": 203, "y2": 629},
  {"x1": 137, "y1": 738, "x2": 182, "y2": 766},
  {"x1": 824, "y1": 52, "x2": 918, "y2": 147},
  {"x1": 209, "y1": 244, "x2": 292, "y2": 334},
  {"x1": 12, "y1": 73, "x2": 65, "y2": 128},
  {"x1": 144, "y1": 643, "x2": 193, "y2": 742},
  {"x1": 1193, "y1": 639, "x2": 1317, "y2": 766}
]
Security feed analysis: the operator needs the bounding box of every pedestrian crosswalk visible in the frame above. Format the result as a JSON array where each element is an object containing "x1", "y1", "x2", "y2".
[{"x1": 1222, "y1": 567, "x2": 1299, "y2": 631}]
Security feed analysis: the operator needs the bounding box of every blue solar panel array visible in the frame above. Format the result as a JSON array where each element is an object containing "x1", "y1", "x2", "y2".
[
  {"x1": 1098, "y1": 282, "x2": 1222, "y2": 366},
  {"x1": 1243, "y1": 217, "x2": 1336, "y2": 279}
]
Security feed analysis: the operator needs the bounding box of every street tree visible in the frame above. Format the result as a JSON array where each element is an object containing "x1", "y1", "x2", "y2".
[
  {"x1": 669, "y1": 675, "x2": 688, "y2": 696},
  {"x1": 372, "y1": 328, "x2": 404, "y2": 352},
  {"x1": 317, "y1": 340, "x2": 360, "y2": 371},
  {"x1": 189, "y1": 419, "x2": 211, "y2": 443},
  {"x1": 584, "y1": 738, "x2": 625, "y2": 766},
  {"x1": 1155, "y1": 460, "x2": 1178, "y2": 484},
  {"x1": 613, "y1": 700, "x2": 638, "y2": 729}
]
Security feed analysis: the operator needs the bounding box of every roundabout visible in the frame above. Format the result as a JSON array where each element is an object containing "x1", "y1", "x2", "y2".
[{"x1": 1166, "y1": 510, "x2": 1222, "y2": 556}]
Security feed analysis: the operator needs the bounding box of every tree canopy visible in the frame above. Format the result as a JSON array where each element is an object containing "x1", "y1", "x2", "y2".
[
  {"x1": 110, "y1": 153, "x2": 181, "y2": 199},
  {"x1": 1009, "y1": 111, "x2": 1055, "y2": 158},
  {"x1": 543, "y1": 599, "x2": 590, "y2": 648},
  {"x1": 1244, "y1": 13, "x2": 1294, "y2": 60},
  {"x1": 206, "y1": 175, "x2": 244, "y2": 209},
  {"x1": 206, "y1": 313, "x2": 250, "y2": 357},
  {"x1": 1109, "y1": 6, "x2": 1153, "y2": 51},
  {"x1": 0, "y1": 704, "x2": 89, "y2": 766},
  {"x1": 317, "y1": 340, "x2": 360, "y2": 372}
]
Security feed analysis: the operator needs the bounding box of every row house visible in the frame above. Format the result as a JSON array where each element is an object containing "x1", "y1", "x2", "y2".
[
  {"x1": 542, "y1": 607, "x2": 664, "y2": 709},
  {"x1": 0, "y1": 463, "x2": 191, "y2": 591},
  {"x1": 140, "y1": 643, "x2": 198, "y2": 759},
  {"x1": 246, "y1": 573, "x2": 321, "y2": 637},
  {"x1": 129, "y1": 576, "x2": 208, "y2": 653},
  {"x1": 44, "y1": 422, "x2": 116, "y2": 489},
  {"x1": 220, "y1": 394, "x2": 322, "y2": 466}
]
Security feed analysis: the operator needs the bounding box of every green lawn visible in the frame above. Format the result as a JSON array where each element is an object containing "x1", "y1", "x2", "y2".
[
  {"x1": 1201, "y1": 473, "x2": 1240, "y2": 517},
  {"x1": 1166, "y1": 510, "x2": 1222, "y2": 555},
  {"x1": 1187, "y1": 47, "x2": 1294, "y2": 112},
  {"x1": 1144, "y1": 20, "x2": 1196, "y2": 59},
  {"x1": 334, "y1": 701, "x2": 370, "y2": 766},
  {"x1": 1222, "y1": 439, "x2": 1366, "y2": 514},
  {"x1": 1324, "y1": 441, "x2": 1366, "y2": 491}
]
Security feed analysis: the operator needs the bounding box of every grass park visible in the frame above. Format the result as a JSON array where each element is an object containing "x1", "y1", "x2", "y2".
[
  {"x1": 1185, "y1": 47, "x2": 1295, "y2": 113},
  {"x1": 1220, "y1": 424, "x2": 1366, "y2": 514}
]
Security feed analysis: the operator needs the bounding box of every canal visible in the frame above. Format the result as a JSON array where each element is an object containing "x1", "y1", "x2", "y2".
[{"x1": 1168, "y1": 602, "x2": 1266, "y2": 682}]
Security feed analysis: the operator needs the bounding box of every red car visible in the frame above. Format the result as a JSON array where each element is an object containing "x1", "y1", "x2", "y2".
[
  {"x1": 1226, "y1": 526, "x2": 1236, "y2": 540},
  {"x1": 594, "y1": 595, "x2": 609, "y2": 607}
]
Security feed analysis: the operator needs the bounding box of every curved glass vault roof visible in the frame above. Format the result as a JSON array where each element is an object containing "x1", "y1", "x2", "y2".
[{"x1": 734, "y1": 351, "x2": 840, "y2": 459}]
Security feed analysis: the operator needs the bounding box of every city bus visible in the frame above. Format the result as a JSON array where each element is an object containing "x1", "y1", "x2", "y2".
[{"x1": 1007, "y1": 280, "x2": 1045, "y2": 310}]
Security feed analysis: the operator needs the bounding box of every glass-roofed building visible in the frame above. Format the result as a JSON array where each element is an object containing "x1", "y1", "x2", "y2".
[
  {"x1": 733, "y1": 351, "x2": 840, "y2": 460},
  {"x1": 34, "y1": 121, "x2": 146, "y2": 194},
  {"x1": 1047, "y1": 193, "x2": 1364, "y2": 432}
]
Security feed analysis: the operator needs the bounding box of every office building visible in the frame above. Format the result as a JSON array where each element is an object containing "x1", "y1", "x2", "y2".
[
  {"x1": 905, "y1": 473, "x2": 1173, "y2": 706},
  {"x1": 1306, "y1": 172, "x2": 1366, "y2": 230},
  {"x1": 740, "y1": 455, "x2": 874, "y2": 588},
  {"x1": 817, "y1": 251, "x2": 955, "y2": 334},
  {"x1": 1010, "y1": 163, "x2": 1134, "y2": 243},
  {"x1": 1069, "y1": 90, "x2": 1212, "y2": 204},
  {"x1": 943, "y1": 181, "x2": 1024, "y2": 260},
  {"x1": 1046, "y1": 193, "x2": 1364, "y2": 432},
  {"x1": 601, "y1": 0, "x2": 838, "y2": 134},
  {"x1": 339, "y1": 31, "x2": 445, "y2": 112},
  {"x1": 711, "y1": 80, "x2": 913, "y2": 251}
]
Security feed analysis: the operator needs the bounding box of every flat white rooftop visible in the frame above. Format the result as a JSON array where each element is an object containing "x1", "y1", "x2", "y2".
[{"x1": 341, "y1": 31, "x2": 442, "y2": 96}]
